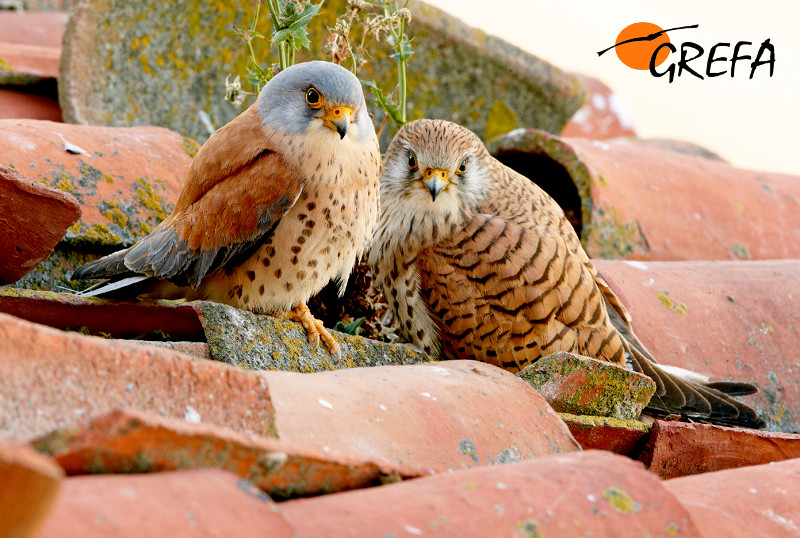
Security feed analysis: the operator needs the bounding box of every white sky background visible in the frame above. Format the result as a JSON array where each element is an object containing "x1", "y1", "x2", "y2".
[{"x1": 424, "y1": 0, "x2": 800, "y2": 176}]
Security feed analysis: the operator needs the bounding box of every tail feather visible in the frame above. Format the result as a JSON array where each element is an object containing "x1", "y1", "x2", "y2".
[
  {"x1": 627, "y1": 346, "x2": 685, "y2": 408},
  {"x1": 77, "y1": 276, "x2": 152, "y2": 298},
  {"x1": 72, "y1": 244, "x2": 195, "y2": 301},
  {"x1": 73, "y1": 248, "x2": 161, "y2": 300},
  {"x1": 705, "y1": 381, "x2": 759, "y2": 397},
  {"x1": 72, "y1": 248, "x2": 134, "y2": 281},
  {"x1": 622, "y1": 337, "x2": 765, "y2": 429},
  {"x1": 602, "y1": 289, "x2": 765, "y2": 429},
  {"x1": 693, "y1": 382, "x2": 758, "y2": 422}
]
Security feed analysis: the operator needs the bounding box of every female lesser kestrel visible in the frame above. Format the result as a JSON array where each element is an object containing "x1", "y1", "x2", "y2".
[
  {"x1": 370, "y1": 119, "x2": 764, "y2": 428},
  {"x1": 74, "y1": 61, "x2": 381, "y2": 356}
]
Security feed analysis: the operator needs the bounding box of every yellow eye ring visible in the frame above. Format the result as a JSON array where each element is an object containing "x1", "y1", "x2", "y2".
[
  {"x1": 456, "y1": 158, "x2": 468, "y2": 175},
  {"x1": 306, "y1": 88, "x2": 323, "y2": 108},
  {"x1": 407, "y1": 152, "x2": 418, "y2": 170}
]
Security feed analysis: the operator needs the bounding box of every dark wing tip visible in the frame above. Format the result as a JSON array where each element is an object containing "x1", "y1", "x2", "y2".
[
  {"x1": 705, "y1": 381, "x2": 759, "y2": 397},
  {"x1": 623, "y1": 337, "x2": 765, "y2": 429},
  {"x1": 72, "y1": 249, "x2": 132, "y2": 281}
]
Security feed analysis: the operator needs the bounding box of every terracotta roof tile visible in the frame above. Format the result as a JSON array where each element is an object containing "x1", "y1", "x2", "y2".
[
  {"x1": 640, "y1": 420, "x2": 800, "y2": 479},
  {"x1": 0, "y1": 120, "x2": 191, "y2": 253},
  {"x1": 490, "y1": 130, "x2": 800, "y2": 261},
  {"x1": 34, "y1": 408, "x2": 427, "y2": 499},
  {"x1": 0, "y1": 442, "x2": 63, "y2": 538},
  {"x1": 595, "y1": 259, "x2": 800, "y2": 433},
  {"x1": 561, "y1": 74, "x2": 636, "y2": 140},
  {"x1": 0, "y1": 88, "x2": 61, "y2": 121},
  {"x1": 0, "y1": 42, "x2": 60, "y2": 80},
  {"x1": 665, "y1": 457, "x2": 800, "y2": 537},
  {"x1": 0, "y1": 11, "x2": 67, "y2": 49},
  {"x1": 279, "y1": 450, "x2": 703, "y2": 537},
  {"x1": 561, "y1": 413, "x2": 650, "y2": 456},
  {"x1": 39, "y1": 469, "x2": 294, "y2": 537},
  {"x1": 0, "y1": 165, "x2": 80, "y2": 284},
  {"x1": 0, "y1": 312, "x2": 275, "y2": 443},
  {"x1": 0, "y1": 287, "x2": 205, "y2": 341},
  {"x1": 262, "y1": 360, "x2": 580, "y2": 471}
]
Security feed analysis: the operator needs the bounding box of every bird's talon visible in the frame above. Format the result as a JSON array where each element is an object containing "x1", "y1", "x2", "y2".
[{"x1": 273, "y1": 304, "x2": 339, "y2": 357}]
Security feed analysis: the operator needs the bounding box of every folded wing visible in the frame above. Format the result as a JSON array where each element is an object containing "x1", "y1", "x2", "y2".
[{"x1": 73, "y1": 105, "x2": 303, "y2": 290}]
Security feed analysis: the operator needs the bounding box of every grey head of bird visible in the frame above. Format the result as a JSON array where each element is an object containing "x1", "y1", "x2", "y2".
[
  {"x1": 381, "y1": 119, "x2": 493, "y2": 221},
  {"x1": 257, "y1": 60, "x2": 373, "y2": 143}
]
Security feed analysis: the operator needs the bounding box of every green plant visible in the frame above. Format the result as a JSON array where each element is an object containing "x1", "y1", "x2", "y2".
[
  {"x1": 229, "y1": 0, "x2": 323, "y2": 101},
  {"x1": 328, "y1": 0, "x2": 412, "y2": 128},
  {"x1": 226, "y1": 0, "x2": 413, "y2": 129},
  {"x1": 268, "y1": 0, "x2": 325, "y2": 70},
  {"x1": 333, "y1": 317, "x2": 366, "y2": 335}
]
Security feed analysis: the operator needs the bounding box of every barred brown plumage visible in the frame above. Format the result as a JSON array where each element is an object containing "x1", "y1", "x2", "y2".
[{"x1": 370, "y1": 119, "x2": 764, "y2": 428}]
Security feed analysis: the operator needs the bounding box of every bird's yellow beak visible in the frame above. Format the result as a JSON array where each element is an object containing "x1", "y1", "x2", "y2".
[
  {"x1": 322, "y1": 105, "x2": 354, "y2": 139},
  {"x1": 423, "y1": 168, "x2": 449, "y2": 201}
]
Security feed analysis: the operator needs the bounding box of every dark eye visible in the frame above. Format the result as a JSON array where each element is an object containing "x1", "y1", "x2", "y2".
[
  {"x1": 407, "y1": 152, "x2": 418, "y2": 170},
  {"x1": 456, "y1": 158, "x2": 468, "y2": 175},
  {"x1": 306, "y1": 88, "x2": 322, "y2": 108}
]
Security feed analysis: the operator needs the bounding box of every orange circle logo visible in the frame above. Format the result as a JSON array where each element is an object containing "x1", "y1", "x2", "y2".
[{"x1": 615, "y1": 22, "x2": 671, "y2": 70}]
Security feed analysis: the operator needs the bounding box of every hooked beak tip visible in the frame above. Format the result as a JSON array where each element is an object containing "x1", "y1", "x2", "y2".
[
  {"x1": 325, "y1": 108, "x2": 353, "y2": 140},
  {"x1": 332, "y1": 118, "x2": 348, "y2": 140},
  {"x1": 335, "y1": 120, "x2": 347, "y2": 139},
  {"x1": 424, "y1": 176, "x2": 447, "y2": 201}
]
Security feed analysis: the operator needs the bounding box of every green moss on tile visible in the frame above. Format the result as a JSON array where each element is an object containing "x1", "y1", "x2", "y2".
[
  {"x1": 584, "y1": 206, "x2": 649, "y2": 259},
  {"x1": 484, "y1": 100, "x2": 518, "y2": 142},
  {"x1": 195, "y1": 300, "x2": 429, "y2": 372},
  {"x1": 558, "y1": 413, "x2": 651, "y2": 432},
  {"x1": 61, "y1": 0, "x2": 583, "y2": 144},
  {"x1": 182, "y1": 137, "x2": 200, "y2": 158},
  {"x1": 82, "y1": 223, "x2": 122, "y2": 245},
  {"x1": 101, "y1": 202, "x2": 129, "y2": 228},
  {"x1": 54, "y1": 171, "x2": 75, "y2": 192},
  {"x1": 603, "y1": 487, "x2": 638, "y2": 514},
  {"x1": 732, "y1": 243, "x2": 751, "y2": 260},
  {"x1": 518, "y1": 352, "x2": 655, "y2": 420},
  {"x1": 135, "y1": 177, "x2": 168, "y2": 220},
  {"x1": 11, "y1": 248, "x2": 102, "y2": 291},
  {"x1": 516, "y1": 520, "x2": 543, "y2": 538},
  {"x1": 656, "y1": 291, "x2": 687, "y2": 316}
]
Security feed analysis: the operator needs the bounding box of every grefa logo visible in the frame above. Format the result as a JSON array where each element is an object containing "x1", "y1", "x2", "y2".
[{"x1": 597, "y1": 22, "x2": 775, "y2": 83}]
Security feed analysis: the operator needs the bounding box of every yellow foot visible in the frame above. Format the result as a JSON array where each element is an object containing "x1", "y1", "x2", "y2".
[{"x1": 273, "y1": 304, "x2": 341, "y2": 359}]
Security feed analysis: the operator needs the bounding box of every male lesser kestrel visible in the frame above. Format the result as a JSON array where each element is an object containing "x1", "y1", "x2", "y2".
[
  {"x1": 370, "y1": 119, "x2": 764, "y2": 428},
  {"x1": 74, "y1": 61, "x2": 381, "y2": 356}
]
